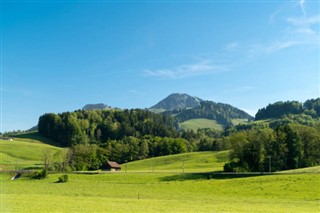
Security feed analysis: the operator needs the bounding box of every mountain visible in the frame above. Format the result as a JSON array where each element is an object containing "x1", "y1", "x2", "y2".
[
  {"x1": 150, "y1": 93, "x2": 203, "y2": 110},
  {"x1": 82, "y1": 103, "x2": 112, "y2": 110},
  {"x1": 150, "y1": 93, "x2": 254, "y2": 130}
]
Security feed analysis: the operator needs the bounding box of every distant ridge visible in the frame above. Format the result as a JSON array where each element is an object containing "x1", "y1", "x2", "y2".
[
  {"x1": 82, "y1": 103, "x2": 112, "y2": 110},
  {"x1": 150, "y1": 93, "x2": 203, "y2": 110}
]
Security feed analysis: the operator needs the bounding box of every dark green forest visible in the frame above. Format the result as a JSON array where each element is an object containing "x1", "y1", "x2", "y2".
[
  {"x1": 255, "y1": 98, "x2": 320, "y2": 120},
  {"x1": 224, "y1": 124, "x2": 320, "y2": 172},
  {"x1": 38, "y1": 109, "x2": 178, "y2": 147}
]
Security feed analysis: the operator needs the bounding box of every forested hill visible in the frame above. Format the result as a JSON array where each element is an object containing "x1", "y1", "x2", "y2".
[
  {"x1": 255, "y1": 98, "x2": 320, "y2": 120},
  {"x1": 150, "y1": 93, "x2": 253, "y2": 128},
  {"x1": 164, "y1": 100, "x2": 254, "y2": 126}
]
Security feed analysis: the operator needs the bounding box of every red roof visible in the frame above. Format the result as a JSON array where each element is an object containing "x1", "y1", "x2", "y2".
[{"x1": 108, "y1": 161, "x2": 121, "y2": 169}]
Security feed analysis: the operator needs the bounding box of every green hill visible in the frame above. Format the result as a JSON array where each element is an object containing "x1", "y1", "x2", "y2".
[
  {"x1": 0, "y1": 135, "x2": 66, "y2": 171},
  {"x1": 122, "y1": 151, "x2": 229, "y2": 173}
]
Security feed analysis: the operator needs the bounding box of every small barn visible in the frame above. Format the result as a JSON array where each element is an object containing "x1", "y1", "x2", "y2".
[{"x1": 102, "y1": 161, "x2": 121, "y2": 171}]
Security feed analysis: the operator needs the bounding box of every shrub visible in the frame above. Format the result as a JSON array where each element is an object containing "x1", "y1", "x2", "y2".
[
  {"x1": 58, "y1": 175, "x2": 69, "y2": 183},
  {"x1": 224, "y1": 162, "x2": 240, "y2": 172},
  {"x1": 31, "y1": 169, "x2": 48, "y2": 179}
]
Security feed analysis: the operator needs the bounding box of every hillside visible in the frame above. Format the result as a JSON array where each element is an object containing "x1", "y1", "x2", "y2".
[
  {"x1": 123, "y1": 151, "x2": 229, "y2": 173},
  {"x1": 150, "y1": 93, "x2": 202, "y2": 110},
  {"x1": 0, "y1": 135, "x2": 66, "y2": 171},
  {"x1": 150, "y1": 93, "x2": 253, "y2": 131}
]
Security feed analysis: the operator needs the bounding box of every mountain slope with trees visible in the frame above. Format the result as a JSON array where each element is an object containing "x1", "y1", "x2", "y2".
[
  {"x1": 150, "y1": 93, "x2": 203, "y2": 110},
  {"x1": 150, "y1": 93, "x2": 254, "y2": 130},
  {"x1": 82, "y1": 103, "x2": 112, "y2": 110}
]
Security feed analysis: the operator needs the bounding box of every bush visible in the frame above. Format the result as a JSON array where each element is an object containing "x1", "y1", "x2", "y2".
[
  {"x1": 58, "y1": 175, "x2": 69, "y2": 183},
  {"x1": 31, "y1": 169, "x2": 48, "y2": 179},
  {"x1": 224, "y1": 162, "x2": 240, "y2": 172}
]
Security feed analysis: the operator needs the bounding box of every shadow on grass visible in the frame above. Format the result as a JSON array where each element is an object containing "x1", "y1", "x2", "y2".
[
  {"x1": 159, "y1": 172, "x2": 269, "y2": 182},
  {"x1": 12, "y1": 132, "x2": 61, "y2": 147}
]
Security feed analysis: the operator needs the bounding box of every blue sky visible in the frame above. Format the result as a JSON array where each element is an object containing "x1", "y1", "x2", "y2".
[{"x1": 1, "y1": 0, "x2": 319, "y2": 132}]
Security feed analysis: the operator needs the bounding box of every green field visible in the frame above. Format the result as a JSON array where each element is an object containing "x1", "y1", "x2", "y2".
[
  {"x1": 1, "y1": 172, "x2": 319, "y2": 212},
  {"x1": 231, "y1": 118, "x2": 250, "y2": 125},
  {"x1": 1, "y1": 135, "x2": 319, "y2": 212},
  {"x1": 123, "y1": 151, "x2": 229, "y2": 173},
  {"x1": 179, "y1": 118, "x2": 224, "y2": 131},
  {"x1": 0, "y1": 137, "x2": 66, "y2": 171}
]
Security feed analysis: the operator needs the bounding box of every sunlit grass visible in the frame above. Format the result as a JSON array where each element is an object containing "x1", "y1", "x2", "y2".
[
  {"x1": 1, "y1": 172, "x2": 319, "y2": 212},
  {"x1": 123, "y1": 151, "x2": 229, "y2": 173},
  {"x1": 0, "y1": 139, "x2": 66, "y2": 170}
]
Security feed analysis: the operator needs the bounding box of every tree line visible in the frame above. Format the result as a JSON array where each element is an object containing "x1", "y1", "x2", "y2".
[
  {"x1": 224, "y1": 124, "x2": 320, "y2": 172},
  {"x1": 38, "y1": 109, "x2": 178, "y2": 147},
  {"x1": 255, "y1": 98, "x2": 320, "y2": 120}
]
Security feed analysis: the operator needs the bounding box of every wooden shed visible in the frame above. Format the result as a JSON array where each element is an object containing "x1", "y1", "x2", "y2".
[{"x1": 102, "y1": 161, "x2": 121, "y2": 171}]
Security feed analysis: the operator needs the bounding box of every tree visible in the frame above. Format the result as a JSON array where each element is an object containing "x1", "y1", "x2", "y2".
[
  {"x1": 68, "y1": 144, "x2": 104, "y2": 171},
  {"x1": 284, "y1": 126, "x2": 302, "y2": 169},
  {"x1": 43, "y1": 149, "x2": 53, "y2": 170}
]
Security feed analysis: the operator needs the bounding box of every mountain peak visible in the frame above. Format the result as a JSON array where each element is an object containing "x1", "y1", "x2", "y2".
[
  {"x1": 82, "y1": 103, "x2": 111, "y2": 110},
  {"x1": 150, "y1": 93, "x2": 203, "y2": 110}
]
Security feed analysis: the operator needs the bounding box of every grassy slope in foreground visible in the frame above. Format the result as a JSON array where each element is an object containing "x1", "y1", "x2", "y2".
[
  {"x1": 179, "y1": 118, "x2": 224, "y2": 131},
  {"x1": 0, "y1": 137, "x2": 66, "y2": 171},
  {"x1": 1, "y1": 172, "x2": 319, "y2": 213},
  {"x1": 123, "y1": 151, "x2": 229, "y2": 173}
]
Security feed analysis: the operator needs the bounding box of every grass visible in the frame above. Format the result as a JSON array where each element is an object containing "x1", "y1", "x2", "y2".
[
  {"x1": 123, "y1": 151, "x2": 229, "y2": 173},
  {"x1": 0, "y1": 137, "x2": 66, "y2": 171},
  {"x1": 231, "y1": 118, "x2": 250, "y2": 125},
  {"x1": 1, "y1": 133, "x2": 319, "y2": 212},
  {"x1": 179, "y1": 118, "x2": 224, "y2": 131},
  {"x1": 277, "y1": 166, "x2": 320, "y2": 173},
  {"x1": 1, "y1": 172, "x2": 319, "y2": 212},
  {"x1": 11, "y1": 132, "x2": 61, "y2": 147}
]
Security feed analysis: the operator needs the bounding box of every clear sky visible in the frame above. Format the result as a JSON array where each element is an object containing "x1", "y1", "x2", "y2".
[{"x1": 1, "y1": 0, "x2": 319, "y2": 132}]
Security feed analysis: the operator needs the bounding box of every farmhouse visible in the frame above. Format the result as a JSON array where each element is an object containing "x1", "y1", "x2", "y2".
[{"x1": 102, "y1": 161, "x2": 121, "y2": 171}]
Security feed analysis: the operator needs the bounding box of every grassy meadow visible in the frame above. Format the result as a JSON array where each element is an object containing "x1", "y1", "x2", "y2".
[
  {"x1": 1, "y1": 134, "x2": 319, "y2": 212},
  {"x1": 1, "y1": 172, "x2": 319, "y2": 212},
  {"x1": 123, "y1": 151, "x2": 229, "y2": 173},
  {"x1": 179, "y1": 118, "x2": 250, "y2": 131},
  {"x1": 0, "y1": 137, "x2": 66, "y2": 171},
  {"x1": 179, "y1": 118, "x2": 224, "y2": 131}
]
